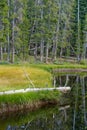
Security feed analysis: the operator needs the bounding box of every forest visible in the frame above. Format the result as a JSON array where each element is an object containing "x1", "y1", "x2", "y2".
[{"x1": 0, "y1": 0, "x2": 87, "y2": 63}]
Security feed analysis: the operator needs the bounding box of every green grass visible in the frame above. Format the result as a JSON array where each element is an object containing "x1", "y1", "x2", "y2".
[
  {"x1": 0, "y1": 65, "x2": 52, "y2": 91},
  {"x1": 0, "y1": 90, "x2": 60, "y2": 105},
  {"x1": 30, "y1": 63, "x2": 87, "y2": 72},
  {"x1": 0, "y1": 62, "x2": 87, "y2": 108},
  {"x1": 0, "y1": 63, "x2": 87, "y2": 91}
]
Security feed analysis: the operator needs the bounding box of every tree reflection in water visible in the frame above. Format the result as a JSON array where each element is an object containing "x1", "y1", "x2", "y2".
[{"x1": 3, "y1": 74, "x2": 87, "y2": 130}]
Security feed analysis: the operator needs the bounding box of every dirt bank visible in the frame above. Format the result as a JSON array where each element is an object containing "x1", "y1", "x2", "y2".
[{"x1": 0, "y1": 100, "x2": 58, "y2": 115}]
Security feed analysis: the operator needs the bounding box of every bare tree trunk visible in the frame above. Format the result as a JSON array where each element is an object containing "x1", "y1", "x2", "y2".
[
  {"x1": 11, "y1": 1, "x2": 15, "y2": 63},
  {"x1": 46, "y1": 44, "x2": 49, "y2": 63},
  {"x1": 60, "y1": 47, "x2": 63, "y2": 57},
  {"x1": 52, "y1": 39, "x2": 57, "y2": 61},
  {"x1": 0, "y1": 44, "x2": 3, "y2": 60},
  {"x1": 53, "y1": 76, "x2": 56, "y2": 88},
  {"x1": 59, "y1": 76, "x2": 62, "y2": 86},
  {"x1": 52, "y1": 4, "x2": 59, "y2": 61},
  {"x1": 40, "y1": 40, "x2": 44, "y2": 62},
  {"x1": 7, "y1": 0, "x2": 10, "y2": 62},
  {"x1": 77, "y1": 0, "x2": 80, "y2": 62},
  {"x1": 11, "y1": 17, "x2": 15, "y2": 63},
  {"x1": 40, "y1": 0, "x2": 44, "y2": 62},
  {"x1": 34, "y1": 43, "x2": 37, "y2": 61},
  {"x1": 64, "y1": 75, "x2": 69, "y2": 87}
]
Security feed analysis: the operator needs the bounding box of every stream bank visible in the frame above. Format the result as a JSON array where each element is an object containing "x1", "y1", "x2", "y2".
[{"x1": 0, "y1": 90, "x2": 61, "y2": 115}]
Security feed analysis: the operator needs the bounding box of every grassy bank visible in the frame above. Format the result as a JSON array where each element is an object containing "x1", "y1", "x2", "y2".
[
  {"x1": 0, "y1": 63, "x2": 87, "y2": 114},
  {"x1": 0, "y1": 63, "x2": 87, "y2": 91},
  {"x1": 30, "y1": 63, "x2": 87, "y2": 72},
  {"x1": 0, "y1": 90, "x2": 60, "y2": 104},
  {"x1": 0, "y1": 90, "x2": 60, "y2": 114}
]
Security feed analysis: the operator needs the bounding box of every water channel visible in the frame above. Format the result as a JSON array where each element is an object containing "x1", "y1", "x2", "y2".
[{"x1": 0, "y1": 73, "x2": 87, "y2": 130}]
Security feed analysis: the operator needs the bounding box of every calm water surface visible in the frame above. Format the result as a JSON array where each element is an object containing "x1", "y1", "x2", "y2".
[{"x1": 0, "y1": 73, "x2": 87, "y2": 130}]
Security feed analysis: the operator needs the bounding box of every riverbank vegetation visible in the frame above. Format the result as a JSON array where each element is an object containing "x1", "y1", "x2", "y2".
[
  {"x1": 0, "y1": 63, "x2": 87, "y2": 91},
  {"x1": 0, "y1": 63, "x2": 87, "y2": 114},
  {"x1": 0, "y1": 90, "x2": 60, "y2": 115}
]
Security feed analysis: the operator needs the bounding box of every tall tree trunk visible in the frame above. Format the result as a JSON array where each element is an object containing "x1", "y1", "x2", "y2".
[
  {"x1": 46, "y1": 44, "x2": 49, "y2": 63},
  {"x1": 40, "y1": 0, "x2": 44, "y2": 62},
  {"x1": 52, "y1": 40, "x2": 57, "y2": 61},
  {"x1": 60, "y1": 47, "x2": 63, "y2": 58},
  {"x1": 52, "y1": 1, "x2": 60, "y2": 61},
  {"x1": 11, "y1": 1, "x2": 15, "y2": 63},
  {"x1": 77, "y1": 0, "x2": 80, "y2": 62},
  {"x1": 11, "y1": 17, "x2": 15, "y2": 63},
  {"x1": 40, "y1": 40, "x2": 44, "y2": 62},
  {"x1": 34, "y1": 43, "x2": 37, "y2": 61},
  {"x1": 7, "y1": 0, "x2": 10, "y2": 62},
  {"x1": 0, "y1": 44, "x2": 3, "y2": 60}
]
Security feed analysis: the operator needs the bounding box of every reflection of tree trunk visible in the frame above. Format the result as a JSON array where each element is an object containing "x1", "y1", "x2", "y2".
[
  {"x1": 59, "y1": 76, "x2": 62, "y2": 86},
  {"x1": 81, "y1": 77, "x2": 87, "y2": 126},
  {"x1": 53, "y1": 76, "x2": 56, "y2": 88},
  {"x1": 73, "y1": 104, "x2": 76, "y2": 130},
  {"x1": 59, "y1": 105, "x2": 70, "y2": 123},
  {"x1": 64, "y1": 109, "x2": 67, "y2": 122},
  {"x1": 73, "y1": 76, "x2": 79, "y2": 130},
  {"x1": 64, "y1": 75, "x2": 69, "y2": 87}
]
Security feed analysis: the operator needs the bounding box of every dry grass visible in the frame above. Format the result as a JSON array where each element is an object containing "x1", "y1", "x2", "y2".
[
  {"x1": 0, "y1": 62, "x2": 86, "y2": 92},
  {"x1": 0, "y1": 65, "x2": 52, "y2": 91}
]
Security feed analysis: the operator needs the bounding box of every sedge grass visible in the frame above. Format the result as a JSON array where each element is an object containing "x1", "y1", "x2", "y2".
[
  {"x1": 0, "y1": 63, "x2": 87, "y2": 91},
  {"x1": 0, "y1": 65, "x2": 52, "y2": 91},
  {"x1": 0, "y1": 90, "x2": 60, "y2": 105},
  {"x1": 30, "y1": 63, "x2": 87, "y2": 72}
]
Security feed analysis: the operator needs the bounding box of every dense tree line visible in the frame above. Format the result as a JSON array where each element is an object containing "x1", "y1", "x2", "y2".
[{"x1": 0, "y1": 0, "x2": 87, "y2": 63}]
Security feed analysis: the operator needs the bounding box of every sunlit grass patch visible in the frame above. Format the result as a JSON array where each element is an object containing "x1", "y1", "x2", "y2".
[
  {"x1": 0, "y1": 62, "x2": 87, "y2": 92},
  {"x1": 0, "y1": 65, "x2": 52, "y2": 91}
]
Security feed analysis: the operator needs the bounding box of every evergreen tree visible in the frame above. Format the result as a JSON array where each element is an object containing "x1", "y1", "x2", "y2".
[{"x1": 1, "y1": 0, "x2": 87, "y2": 63}]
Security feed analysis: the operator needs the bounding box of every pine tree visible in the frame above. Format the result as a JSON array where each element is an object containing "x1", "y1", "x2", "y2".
[{"x1": 0, "y1": 0, "x2": 9, "y2": 60}]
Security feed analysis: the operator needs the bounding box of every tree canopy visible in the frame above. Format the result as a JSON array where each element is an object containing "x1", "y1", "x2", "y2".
[{"x1": 0, "y1": 0, "x2": 87, "y2": 63}]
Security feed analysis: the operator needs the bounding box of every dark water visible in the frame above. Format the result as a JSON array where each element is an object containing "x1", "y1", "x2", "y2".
[{"x1": 0, "y1": 73, "x2": 87, "y2": 130}]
